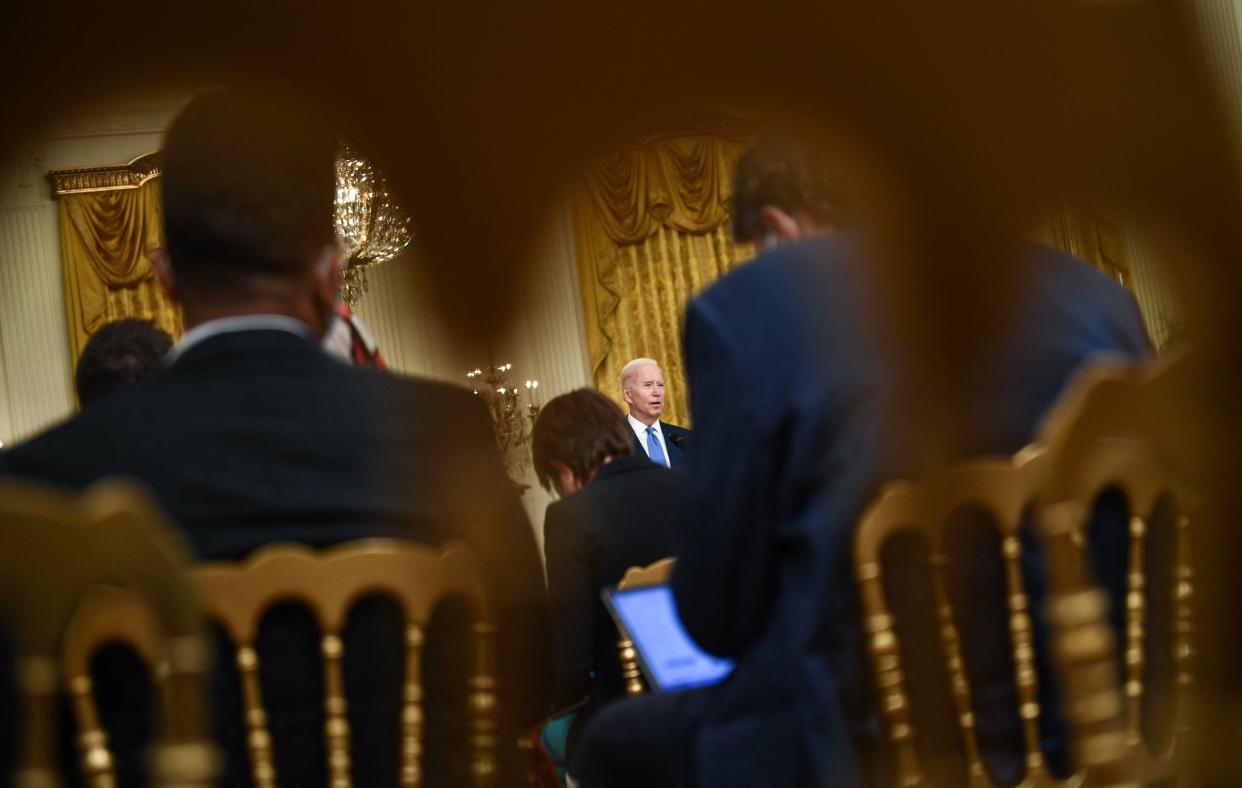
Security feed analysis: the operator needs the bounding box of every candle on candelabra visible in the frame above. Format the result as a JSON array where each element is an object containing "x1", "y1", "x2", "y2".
[{"x1": 465, "y1": 361, "x2": 540, "y2": 493}]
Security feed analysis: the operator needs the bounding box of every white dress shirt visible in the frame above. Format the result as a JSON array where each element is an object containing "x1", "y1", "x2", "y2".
[
  {"x1": 628, "y1": 413, "x2": 670, "y2": 467},
  {"x1": 166, "y1": 315, "x2": 312, "y2": 364}
]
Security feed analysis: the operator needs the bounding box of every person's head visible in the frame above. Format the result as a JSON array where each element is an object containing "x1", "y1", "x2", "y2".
[
  {"x1": 157, "y1": 88, "x2": 344, "y2": 337},
  {"x1": 532, "y1": 388, "x2": 634, "y2": 497},
  {"x1": 620, "y1": 358, "x2": 665, "y2": 425},
  {"x1": 75, "y1": 319, "x2": 173, "y2": 406},
  {"x1": 732, "y1": 133, "x2": 844, "y2": 252}
]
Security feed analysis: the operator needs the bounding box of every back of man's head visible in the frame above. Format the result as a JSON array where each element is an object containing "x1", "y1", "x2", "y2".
[
  {"x1": 532, "y1": 388, "x2": 634, "y2": 493},
  {"x1": 731, "y1": 133, "x2": 845, "y2": 244},
  {"x1": 75, "y1": 319, "x2": 173, "y2": 407},
  {"x1": 161, "y1": 88, "x2": 338, "y2": 300}
]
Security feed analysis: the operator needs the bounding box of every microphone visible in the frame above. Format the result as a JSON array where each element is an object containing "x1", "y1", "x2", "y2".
[{"x1": 667, "y1": 432, "x2": 688, "y2": 451}]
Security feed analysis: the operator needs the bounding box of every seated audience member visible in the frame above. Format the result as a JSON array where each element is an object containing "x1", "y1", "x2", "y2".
[
  {"x1": 571, "y1": 135, "x2": 1151, "y2": 787},
  {"x1": 74, "y1": 318, "x2": 173, "y2": 407},
  {"x1": 531, "y1": 388, "x2": 684, "y2": 761},
  {"x1": 620, "y1": 358, "x2": 690, "y2": 468},
  {"x1": 0, "y1": 89, "x2": 549, "y2": 787}
]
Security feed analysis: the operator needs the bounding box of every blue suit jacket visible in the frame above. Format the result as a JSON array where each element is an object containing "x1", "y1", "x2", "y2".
[
  {"x1": 630, "y1": 421, "x2": 691, "y2": 469},
  {"x1": 671, "y1": 235, "x2": 1150, "y2": 787}
]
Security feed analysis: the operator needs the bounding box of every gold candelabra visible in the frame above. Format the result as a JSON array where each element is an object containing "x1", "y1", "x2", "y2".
[{"x1": 467, "y1": 362, "x2": 541, "y2": 493}]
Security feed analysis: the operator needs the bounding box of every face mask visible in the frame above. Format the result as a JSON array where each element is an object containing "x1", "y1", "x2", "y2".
[{"x1": 314, "y1": 244, "x2": 342, "y2": 333}]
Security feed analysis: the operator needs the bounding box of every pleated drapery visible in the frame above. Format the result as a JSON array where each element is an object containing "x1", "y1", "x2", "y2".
[
  {"x1": 57, "y1": 177, "x2": 183, "y2": 370},
  {"x1": 574, "y1": 133, "x2": 754, "y2": 426}
]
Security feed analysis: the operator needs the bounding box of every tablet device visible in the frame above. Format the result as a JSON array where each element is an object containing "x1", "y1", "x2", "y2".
[{"x1": 602, "y1": 583, "x2": 734, "y2": 692}]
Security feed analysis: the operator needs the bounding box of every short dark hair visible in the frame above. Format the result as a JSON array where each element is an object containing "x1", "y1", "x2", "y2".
[
  {"x1": 161, "y1": 88, "x2": 338, "y2": 296},
  {"x1": 532, "y1": 389, "x2": 634, "y2": 492},
  {"x1": 75, "y1": 319, "x2": 173, "y2": 406},
  {"x1": 731, "y1": 133, "x2": 844, "y2": 243}
]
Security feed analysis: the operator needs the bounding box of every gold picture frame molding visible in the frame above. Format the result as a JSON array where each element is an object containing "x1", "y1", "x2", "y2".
[{"x1": 49, "y1": 152, "x2": 162, "y2": 197}]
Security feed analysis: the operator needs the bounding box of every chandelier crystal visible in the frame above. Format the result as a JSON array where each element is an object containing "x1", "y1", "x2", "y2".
[{"x1": 333, "y1": 148, "x2": 413, "y2": 305}]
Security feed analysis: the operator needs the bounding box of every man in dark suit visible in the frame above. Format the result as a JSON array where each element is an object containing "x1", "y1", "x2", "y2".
[
  {"x1": 531, "y1": 388, "x2": 684, "y2": 761},
  {"x1": 571, "y1": 136, "x2": 1151, "y2": 787},
  {"x1": 0, "y1": 89, "x2": 550, "y2": 787},
  {"x1": 620, "y1": 357, "x2": 690, "y2": 468}
]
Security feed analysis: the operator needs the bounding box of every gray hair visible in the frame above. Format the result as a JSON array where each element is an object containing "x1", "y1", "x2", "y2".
[{"x1": 621, "y1": 357, "x2": 660, "y2": 389}]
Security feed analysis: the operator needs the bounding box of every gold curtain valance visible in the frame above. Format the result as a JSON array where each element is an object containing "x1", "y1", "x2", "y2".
[
  {"x1": 51, "y1": 153, "x2": 183, "y2": 375},
  {"x1": 62, "y1": 183, "x2": 163, "y2": 291},
  {"x1": 585, "y1": 134, "x2": 750, "y2": 244}
]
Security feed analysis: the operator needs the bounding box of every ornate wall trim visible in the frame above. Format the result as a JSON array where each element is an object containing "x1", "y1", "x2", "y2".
[{"x1": 48, "y1": 152, "x2": 161, "y2": 197}]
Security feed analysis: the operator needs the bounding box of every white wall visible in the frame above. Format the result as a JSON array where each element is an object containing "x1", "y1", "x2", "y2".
[{"x1": 0, "y1": 89, "x2": 191, "y2": 447}]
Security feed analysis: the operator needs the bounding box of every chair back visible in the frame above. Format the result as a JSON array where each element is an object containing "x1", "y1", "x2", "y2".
[
  {"x1": 853, "y1": 354, "x2": 1194, "y2": 787},
  {"x1": 0, "y1": 479, "x2": 217, "y2": 788},
  {"x1": 193, "y1": 539, "x2": 498, "y2": 788},
  {"x1": 1036, "y1": 355, "x2": 1197, "y2": 784},
  {"x1": 614, "y1": 558, "x2": 674, "y2": 696}
]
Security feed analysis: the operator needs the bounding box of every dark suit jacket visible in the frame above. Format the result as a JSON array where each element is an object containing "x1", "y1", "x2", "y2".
[
  {"x1": 671, "y1": 236, "x2": 1151, "y2": 787},
  {"x1": 630, "y1": 421, "x2": 690, "y2": 469},
  {"x1": 543, "y1": 453, "x2": 683, "y2": 754},
  {"x1": 0, "y1": 328, "x2": 551, "y2": 788}
]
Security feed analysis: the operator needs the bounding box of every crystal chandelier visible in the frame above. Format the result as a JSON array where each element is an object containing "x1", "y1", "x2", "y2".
[
  {"x1": 334, "y1": 147, "x2": 413, "y2": 306},
  {"x1": 467, "y1": 362, "x2": 541, "y2": 493}
]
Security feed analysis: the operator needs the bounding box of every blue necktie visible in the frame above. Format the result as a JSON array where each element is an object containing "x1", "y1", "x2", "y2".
[{"x1": 646, "y1": 425, "x2": 667, "y2": 467}]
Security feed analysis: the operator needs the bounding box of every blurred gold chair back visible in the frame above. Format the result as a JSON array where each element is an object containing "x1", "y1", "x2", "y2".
[
  {"x1": 193, "y1": 539, "x2": 498, "y2": 788},
  {"x1": 615, "y1": 558, "x2": 674, "y2": 697},
  {"x1": 0, "y1": 479, "x2": 217, "y2": 788},
  {"x1": 854, "y1": 354, "x2": 1193, "y2": 787},
  {"x1": 856, "y1": 453, "x2": 1058, "y2": 787},
  {"x1": 1036, "y1": 355, "x2": 1197, "y2": 785}
]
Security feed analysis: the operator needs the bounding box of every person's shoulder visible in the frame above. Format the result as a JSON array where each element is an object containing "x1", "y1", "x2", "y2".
[
  {"x1": 1029, "y1": 244, "x2": 1122, "y2": 289},
  {"x1": 544, "y1": 486, "x2": 598, "y2": 538},
  {"x1": 691, "y1": 235, "x2": 854, "y2": 321},
  {"x1": 662, "y1": 422, "x2": 691, "y2": 437},
  {"x1": 612, "y1": 455, "x2": 685, "y2": 493},
  {"x1": 1, "y1": 382, "x2": 156, "y2": 476},
  {"x1": 1026, "y1": 245, "x2": 1146, "y2": 322}
]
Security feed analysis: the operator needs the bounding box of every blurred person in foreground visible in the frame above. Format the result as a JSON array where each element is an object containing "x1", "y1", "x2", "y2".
[
  {"x1": 531, "y1": 389, "x2": 684, "y2": 769},
  {"x1": 74, "y1": 318, "x2": 173, "y2": 407},
  {"x1": 0, "y1": 88, "x2": 549, "y2": 787},
  {"x1": 571, "y1": 134, "x2": 1151, "y2": 787},
  {"x1": 620, "y1": 358, "x2": 690, "y2": 468}
]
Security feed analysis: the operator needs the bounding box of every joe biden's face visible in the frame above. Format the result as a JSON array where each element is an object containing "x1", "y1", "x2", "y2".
[{"x1": 624, "y1": 364, "x2": 665, "y2": 424}]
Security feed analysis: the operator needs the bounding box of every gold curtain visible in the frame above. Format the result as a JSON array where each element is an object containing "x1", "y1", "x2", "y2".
[
  {"x1": 574, "y1": 133, "x2": 754, "y2": 426},
  {"x1": 55, "y1": 169, "x2": 183, "y2": 370}
]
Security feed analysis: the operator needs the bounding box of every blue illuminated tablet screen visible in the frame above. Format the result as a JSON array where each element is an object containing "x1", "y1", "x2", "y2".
[{"x1": 602, "y1": 584, "x2": 734, "y2": 692}]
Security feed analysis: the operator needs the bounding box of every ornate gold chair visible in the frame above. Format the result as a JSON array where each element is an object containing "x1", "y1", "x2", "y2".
[
  {"x1": 614, "y1": 557, "x2": 675, "y2": 696},
  {"x1": 853, "y1": 355, "x2": 1194, "y2": 787},
  {"x1": 0, "y1": 479, "x2": 217, "y2": 788},
  {"x1": 1036, "y1": 356, "x2": 1197, "y2": 786},
  {"x1": 192, "y1": 539, "x2": 499, "y2": 788}
]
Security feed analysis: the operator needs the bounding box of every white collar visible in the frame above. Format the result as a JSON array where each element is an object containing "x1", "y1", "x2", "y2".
[
  {"x1": 167, "y1": 315, "x2": 312, "y2": 364},
  {"x1": 628, "y1": 413, "x2": 663, "y2": 439}
]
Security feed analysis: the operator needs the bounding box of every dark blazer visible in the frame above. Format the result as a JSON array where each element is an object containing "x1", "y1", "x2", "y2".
[
  {"x1": 0, "y1": 328, "x2": 551, "y2": 788},
  {"x1": 543, "y1": 453, "x2": 683, "y2": 753},
  {"x1": 671, "y1": 236, "x2": 1151, "y2": 787},
  {"x1": 630, "y1": 421, "x2": 691, "y2": 469}
]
